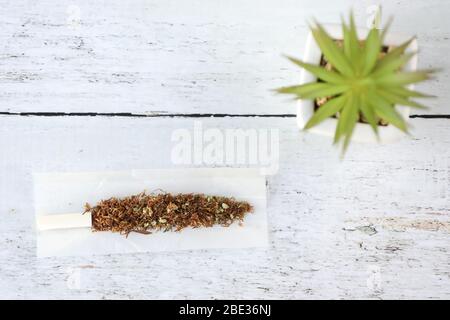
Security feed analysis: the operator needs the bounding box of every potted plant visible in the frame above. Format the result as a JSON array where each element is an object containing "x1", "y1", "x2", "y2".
[{"x1": 277, "y1": 13, "x2": 435, "y2": 153}]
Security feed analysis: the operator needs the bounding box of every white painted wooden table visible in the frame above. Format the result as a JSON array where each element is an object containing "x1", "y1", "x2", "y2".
[{"x1": 0, "y1": 0, "x2": 449, "y2": 299}]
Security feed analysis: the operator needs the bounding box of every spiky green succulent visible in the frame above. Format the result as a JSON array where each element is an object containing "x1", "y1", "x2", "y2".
[{"x1": 277, "y1": 14, "x2": 434, "y2": 152}]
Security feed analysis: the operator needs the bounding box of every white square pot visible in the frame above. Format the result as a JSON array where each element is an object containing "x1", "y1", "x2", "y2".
[{"x1": 297, "y1": 24, "x2": 418, "y2": 143}]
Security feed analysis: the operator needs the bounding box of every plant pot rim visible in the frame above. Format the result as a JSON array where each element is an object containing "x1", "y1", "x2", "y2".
[{"x1": 297, "y1": 24, "x2": 419, "y2": 143}]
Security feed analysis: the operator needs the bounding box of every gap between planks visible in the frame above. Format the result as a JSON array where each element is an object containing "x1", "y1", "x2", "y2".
[{"x1": 0, "y1": 112, "x2": 450, "y2": 119}]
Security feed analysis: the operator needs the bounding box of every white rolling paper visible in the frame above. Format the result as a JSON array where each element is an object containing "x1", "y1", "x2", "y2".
[
  {"x1": 36, "y1": 213, "x2": 92, "y2": 231},
  {"x1": 33, "y1": 168, "x2": 268, "y2": 257}
]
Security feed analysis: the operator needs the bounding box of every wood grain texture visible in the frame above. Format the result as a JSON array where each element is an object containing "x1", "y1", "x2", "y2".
[
  {"x1": 0, "y1": 116, "x2": 448, "y2": 299},
  {"x1": 0, "y1": 0, "x2": 448, "y2": 115}
]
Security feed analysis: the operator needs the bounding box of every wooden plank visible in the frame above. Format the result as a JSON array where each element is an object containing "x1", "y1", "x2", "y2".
[
  {"x1": 0, "y1": 0, "x2": 448, "y2": 115},
  {"x1": 0, "y1": 115, "x2": 448, "y2": 298}
]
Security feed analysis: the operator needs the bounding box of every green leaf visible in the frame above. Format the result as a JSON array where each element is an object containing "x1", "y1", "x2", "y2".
[
  {"x1": 311, "y1": 23, "x2": 354, "y2": 77},
  {"x1": 285, "y1": 56, "x2": 347, "y2": 84},
  {"x1": 360, "y1": 94, "x2": 379, "y2": 135},
  {"x1": 333, "y1": 93, "x2": 358, "y2": 147},
  {"x1": 368, "y1": 92, "x2": 408, "y2": 132},
  {"x1": 341, "y1": 94, "x2": 360, "y2": 152},
  {"x1": 301, "y1": 85, "x2": 349, "y2": 99},
  {"x1": 375, "y1": 71, "x2": 431, "y2": 86},
  {"x1": 372, "y1": 52, "x2": 416, "y2": 77},
  {"x1": 333, "y1": 112, "x2": 345, "y2": 145},
  {"x1": 349, "y1": 13, "x2": 360, "y2": 50},
  {"x1": 380, "y1": 16, "x2": 393, "y2": 42},
  {"x1": 276, "y1": 82, "x2": 322, "y2": 95},
  {"x1": 383, "y1": 86, "x2": 435, "y2": 98},
  {"x1": 362, "y1": 28, "x2": 381, "y2": 76},
  {"x1": 375, "y1": 37, "x2": 415, "y2": 71},
  {"x1": 276, "y1": 82, "x2": 348, "y2": 99},
  {"x1": 333, "y1": 107, "x2": 347, "y2": 144},
  {"x1": 304, "y1": 95, "x2": 346, "y2": 129},
  {"x1": 342, "y1": 15, "x2": 361, "y2": 62},
  {"x1": 377, "y1": 88, "x2": 428, "y2": 109},
  {"x1": 342, "y1": 21, "x2": 352, "y2": 58}
]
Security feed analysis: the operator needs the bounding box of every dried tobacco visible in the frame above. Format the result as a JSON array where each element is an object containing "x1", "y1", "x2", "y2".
[{"x1": 84, "y1": 192, "x2": 253, "y2": 236}]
